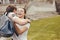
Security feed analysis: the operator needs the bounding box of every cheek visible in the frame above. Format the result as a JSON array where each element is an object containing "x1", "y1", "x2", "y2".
[{"x1": 22, "y1": 13, "x2": 25, "y2": 16}]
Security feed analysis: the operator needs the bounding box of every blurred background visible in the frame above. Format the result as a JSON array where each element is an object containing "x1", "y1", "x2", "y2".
[{"x1": 0, "y1": 0, "x2": 60, "y2": 40}]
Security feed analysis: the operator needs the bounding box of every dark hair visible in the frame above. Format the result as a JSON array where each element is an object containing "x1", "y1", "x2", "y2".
[
  {"x1": 5, "y1": 5, "x2": 17, "y2": 15},
  {"x1": 23, "y1": 8, "x2": 30, "y2": 23},
  {"x1": 23, "y1": 8, "x2": 26, "y2": 19}
]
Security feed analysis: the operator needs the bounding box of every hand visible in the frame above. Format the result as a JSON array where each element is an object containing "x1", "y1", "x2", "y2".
[
  {"x1": 20, "y1": 19, "x2": 31, "y2": 25},
  {"x1": 26, "y1": 19, "x2": 31, "y2": 23}
]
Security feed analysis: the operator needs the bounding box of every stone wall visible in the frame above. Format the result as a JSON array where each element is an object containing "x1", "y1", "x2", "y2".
[
  {"x1": 26, "y1": 0, "x2": 57, "y2": 20},
  {"x1": 30, "y1": 0, "x2": 53, "y2": 3}
]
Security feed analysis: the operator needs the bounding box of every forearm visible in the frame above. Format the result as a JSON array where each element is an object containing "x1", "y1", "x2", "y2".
[
  {"x1": 14, "y1": 24, "x2": 21, "y2": 35},
  {"x1": 12, "y1": 16, "x2": 27, "y2": 25},
  {"x1": 8, "y1": 14, "x2": 27, "y2": 25}
]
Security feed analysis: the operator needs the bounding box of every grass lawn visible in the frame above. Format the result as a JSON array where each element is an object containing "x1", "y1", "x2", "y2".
[{"x1": 28, "y1": 16, "x2": 60, "y2": 40}]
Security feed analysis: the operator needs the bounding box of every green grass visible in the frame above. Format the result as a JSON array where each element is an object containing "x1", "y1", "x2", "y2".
[{"x1": 28, "y1": 16, "x2": 60, "y2": 40}]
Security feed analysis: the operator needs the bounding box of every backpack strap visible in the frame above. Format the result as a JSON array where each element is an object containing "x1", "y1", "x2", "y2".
[
  {"x1": 4, "y1": 12, "x2": 7, "y2": 16},
  {"x1": 4, "y1": 12, "x2": 9, "y2": 16}
]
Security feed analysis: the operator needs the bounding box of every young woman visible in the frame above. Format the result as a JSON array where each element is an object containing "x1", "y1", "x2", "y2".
[{"x1": 13, "y1": 8, "x2": 30, "y2": 40}]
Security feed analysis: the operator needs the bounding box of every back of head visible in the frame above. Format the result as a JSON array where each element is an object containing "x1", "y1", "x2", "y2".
[{"x1": 6, "y1": 5, "x2": 17, "y2": 13}]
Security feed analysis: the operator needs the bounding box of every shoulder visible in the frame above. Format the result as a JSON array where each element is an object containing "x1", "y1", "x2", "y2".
[{"x1": 27, "y1": 23, "x2": 30, "y2": 25}]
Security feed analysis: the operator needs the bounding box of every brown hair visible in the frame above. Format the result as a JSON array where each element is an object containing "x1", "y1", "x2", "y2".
[
  {"x1": 23, "y1": 8, "x2": 26, "y2": 19},
  {"x1": 5, "y1": 5, "x2": 17, "y2": 15}
]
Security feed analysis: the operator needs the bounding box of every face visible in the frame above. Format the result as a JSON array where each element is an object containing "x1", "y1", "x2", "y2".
[{"x1": 17, "y1": 8, "x2": 25, "y2": 18}]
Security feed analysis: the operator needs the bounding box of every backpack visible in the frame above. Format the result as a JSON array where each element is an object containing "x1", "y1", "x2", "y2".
[{"x1": 0, "y1": 12, "x2": 14, "y2": 37}]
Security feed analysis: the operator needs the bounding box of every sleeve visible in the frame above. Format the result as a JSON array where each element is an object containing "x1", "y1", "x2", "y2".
[
  {"x1": 8, "y1": 12, "x2": 16, "y2": 17},
  {"x1": 8, "y1": 12, "x2": 18, "y2": 21},
  {"x1": 24, "y1": 23, "x2": 30, "y2": 29}
]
